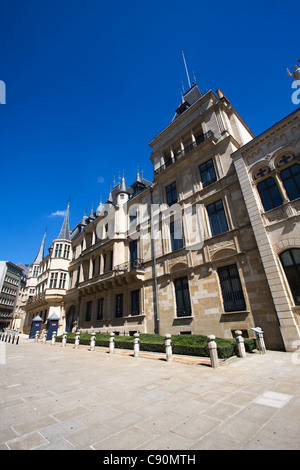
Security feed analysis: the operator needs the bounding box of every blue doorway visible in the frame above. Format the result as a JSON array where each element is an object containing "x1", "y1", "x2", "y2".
[
  {"x1": 29, "y1": 315, "x2": 43, "y2": 339},
  {"x1": 46, "y1": 313, "x2": 59, "y2": 340}
]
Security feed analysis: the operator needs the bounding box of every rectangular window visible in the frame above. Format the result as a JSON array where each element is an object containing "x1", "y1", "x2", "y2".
[
  {"x1": 199, "y1": 159, "x2": 217, "y2": 188},
  {"x1": 86, "y1": 301, "x2": 92, "y2": 321},
  {"x1": 207, "y1": 199, "x2": 229, "y2": 236},
  {"x1": 131, "y1": 290, "x2": 140, "y2": 316},
  {"x1": 174, "y1": 277, "x2": 192, "y2": 317},
  {"x1": 170, "y1": 221, "x2": 183, "y2": 251},
  {"x1": 59, "y1": 273, "x2": 66, "y2": 289},
  {"x1": 49, "y1": 272, "x2": 58, "y2": 288},
  {"x1": 115, "y1": 293, "x2": 123, "y2": 318},
  {"x1": 33, "y1": 266, "x2": 39, "y2": 277},
  {"x1": 63, "y1": 244, "x2": 70, "y2": 258},
  {"x1": 217, "y1": 264, "x2": 246, "y2": 312},
  {"x1": 166, "y1": 182, "x2": 178, "y2": 206},
  {"x1": 97, "y1": 298, "x2": 104, "y2": 320},
  {"x1": 54, "y1": 244, "x2": 63, "y2": 258}
]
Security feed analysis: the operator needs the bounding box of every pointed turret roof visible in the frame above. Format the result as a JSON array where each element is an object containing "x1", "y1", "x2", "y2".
[
  {"x1": 117, "y1": 174, "x2": 130, "y2": 195},
  {"x1": 33, "y1": 229, "x2": 47, "y2": 264},
  {"x1": 56, "y1": 202, "x2": 71, "y2": 241}
]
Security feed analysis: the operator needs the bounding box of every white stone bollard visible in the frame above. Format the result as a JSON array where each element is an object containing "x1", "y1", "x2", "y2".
[
  {"x1": 165, "y1": 334, "x2": 172, "y2": 362},
  {"x1": 235, "y1": 330, "x2": 247, "y2": 358},
  {"x1": 61, "y1": 332, "x2": 67, "y2": 347},
  {"x1": 90, "y1": 331, "x2": 96, "y2": 351},
  {"x1": 51, "y1": 332, "x2": 56, "y2": 346},
  {"x1": 74, "y1": 332, "x2": 80, "y2": 350},
  {"x1": 133, "y1": 333, "x2": 140, "y2": 357},
  {"x1": 207, "y1": 335, "x2": 219, "y2": 368},
  {"x1": 34, "y1": 331, "x2": 39, "y2": 343},
  {"x1": 109, "y1": 332, "x2": 115, "y2": 354}
]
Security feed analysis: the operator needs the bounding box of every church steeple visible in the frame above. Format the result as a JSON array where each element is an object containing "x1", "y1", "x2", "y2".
[
  {"x1": 56, "y1": 201, "x2": 71, "y2": 241},
  {"x1": 33, "y1": 228, "x2": 47, "y2": 264}
]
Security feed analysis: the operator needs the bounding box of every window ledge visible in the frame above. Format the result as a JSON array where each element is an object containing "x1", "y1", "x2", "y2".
[
  {"x1": 173, "y1": 315, "x2": 193, "y2": 320},
  {"x1": 221, "y1": 310, "x2": 250, "y2": 315}
]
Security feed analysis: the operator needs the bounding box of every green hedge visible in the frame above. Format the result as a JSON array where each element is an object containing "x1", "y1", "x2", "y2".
[{"x1": 56, "y1": 332, "x2": 256, "y2": 359}]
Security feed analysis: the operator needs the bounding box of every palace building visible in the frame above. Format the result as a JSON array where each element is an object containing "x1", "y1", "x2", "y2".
[{"x1": 22, "y1": 83, "x2": 300, "y2": 351}]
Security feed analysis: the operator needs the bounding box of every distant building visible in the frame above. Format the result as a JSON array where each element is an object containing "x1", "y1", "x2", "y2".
[
  {"x1": 0, "y1": 261, "x2": 24, "y2": 330},
  {"x1": 11, "y1": 263, "x2": 29, "y2": 331},
  {"x1": 22, "y1": 83, "x2": 300, "y2": 351}
]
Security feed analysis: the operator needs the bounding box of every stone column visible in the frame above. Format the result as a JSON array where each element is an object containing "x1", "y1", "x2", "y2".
[
  {"x1": 134, "y1": 333, "x2": 140, "y2": 357},
  {"x1": 109, "y1": 332, "x2": 115, "y2": 354},
  {"x1": 207, "y1": 335, "x2": 219, "y2": 368},
  {"x1": 165, "y1": 334, "x2": 172, "y2": 362},
  {"x1": 235, "y1": 330, "x2": 247, "y2": 358}
]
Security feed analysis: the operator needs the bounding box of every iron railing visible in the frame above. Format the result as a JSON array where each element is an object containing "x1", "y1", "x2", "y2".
[
  {"x1": 114, "y1": 258, "x2": 145, "y2": 273},
  {"x1": 154, "y1": 131, "x2": 214, "y2": 176}
]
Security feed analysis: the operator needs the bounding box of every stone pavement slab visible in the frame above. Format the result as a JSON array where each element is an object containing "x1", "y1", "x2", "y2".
[{"x1": 0, "y1": 338, "x2": 300, "y2": 451}]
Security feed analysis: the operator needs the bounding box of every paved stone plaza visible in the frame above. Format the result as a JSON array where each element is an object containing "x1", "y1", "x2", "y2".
[{"x1": 0, "y1": 338, "x2": 300, "y2": 450}]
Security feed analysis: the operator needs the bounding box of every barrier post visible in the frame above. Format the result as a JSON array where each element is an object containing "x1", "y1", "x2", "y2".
[
  {"x1": 165, "y1": 334, "x2": 172, "y2": 362},
  {"x1": 235, "y1": 330, "x2": 247, "y2": 358},
  {"x1": 109, "y1": 332, "x2": 115, "y2": 354},
  {"x1": 207, "y1": 335, "x2": 219, "y2": 368},
  {"x1": 133, "y1": 333, "x2": 140, "y2": 357}
]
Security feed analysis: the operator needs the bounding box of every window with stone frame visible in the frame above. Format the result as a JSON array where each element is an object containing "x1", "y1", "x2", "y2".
[
  {"x1": 86, "y1": 300, "x2": 92, "y2": 321},
  {"x1": 206, "y1": 199, "x2": 229, "y2": 237},
  {"x1": 280, "y1": 249, "x2": 300, "y2": 306},
  {"x1": 280, "y1": 163, "x2": 300, "y2": 202},
  {"x1": 217, "y1": 264, "x2": 246, "y2": 312},
  {"x1": 131, "y1": 289, "x2": 140, "y2": 316},
  {"x1": 174, "y1": 276, "x2": 192, "y2": 317},
  {"x1": 97, "y1": 298, "x2": 104, "y2": 320},
  {"x1": 199, "y1": 158, "x2": 217, "y2": 188},
  {"x1": 166, "y1": 182, "x2": 178, "y2": 206},
  {"x1": 256, "y1": 177, "x2": 283, "y2": 212}
]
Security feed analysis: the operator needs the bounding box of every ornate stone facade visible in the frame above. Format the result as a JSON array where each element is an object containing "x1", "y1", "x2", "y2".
[{"x1": 22, "y1": 84, "x2": 300, "y2": 351}]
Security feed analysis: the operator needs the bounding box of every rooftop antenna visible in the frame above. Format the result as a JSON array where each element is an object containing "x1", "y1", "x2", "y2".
[{"x1": 182, "y1": 51, "x2": 191, "y2": 89}]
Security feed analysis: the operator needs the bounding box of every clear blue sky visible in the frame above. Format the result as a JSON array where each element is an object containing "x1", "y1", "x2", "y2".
[{"x1": 0, "y1": 0, "x2": 299, "y2": 265}]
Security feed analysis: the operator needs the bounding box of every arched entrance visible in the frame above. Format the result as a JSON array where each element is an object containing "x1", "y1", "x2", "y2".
[{"x1": 66, "y1": 305, "x2": 76, "y2": 332}]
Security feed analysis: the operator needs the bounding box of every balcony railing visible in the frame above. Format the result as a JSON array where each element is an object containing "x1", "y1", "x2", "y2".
[
  {"x1": 114, "y1": 258, "x2": 145, "y2": 274},
  {"x1": 154, "y1": 131, "x2": 214, "y2": 176}
]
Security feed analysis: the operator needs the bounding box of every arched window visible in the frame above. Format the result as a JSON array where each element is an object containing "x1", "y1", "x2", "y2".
[
  {"x1": 280, "y1": 164, "x2": 300, "y2": 201},
  {"x1": 257, "y1": 177, "x2": 283, "y2": 212},
  {"x1": 280, "y1": 249, "x2": 300, "y2": 305}
]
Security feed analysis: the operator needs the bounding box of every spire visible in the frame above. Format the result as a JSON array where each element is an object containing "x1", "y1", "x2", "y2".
[
  {"x1": 118, "y1": 172, "x2": 130, "y2": 194},
  {"x1": 80, "y1": 208, "x2": 88, "y2": 226},
  {"x1": 56, "y1": 201, "x2": 71, "y2": 241},
  {"x1": 89, "y1": 204, "x2": 95, "y2": 220},
  {"x1": 107, "y1": 187, "x2": 113, "y2": 204},
  {"x1": 136, "y1": 167, "x2": 142, "y2": 183},
  {"x1": 33, "y1": 228, "x2": 47, "y2": 264},
  {"x1": 96, "y1": 197, "x2": 104, "y2": 217}
]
